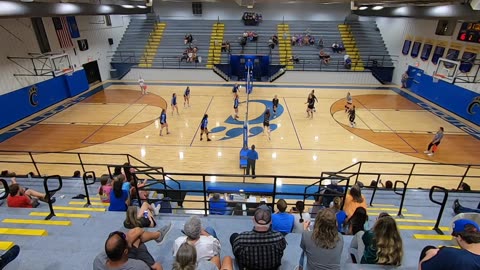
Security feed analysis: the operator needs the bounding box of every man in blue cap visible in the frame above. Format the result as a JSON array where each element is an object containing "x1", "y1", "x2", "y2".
[{"x1": 418, "y1": 219, "x2": 480, "y2": 269}]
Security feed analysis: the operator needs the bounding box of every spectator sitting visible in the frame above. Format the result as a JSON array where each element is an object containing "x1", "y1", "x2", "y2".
[
  {"x1": 291, "y1": 201, "x2": 311, "y2": 233},
  {"x1": 113, "y1": 165, "x2": 123, "y2": 178},
  {"x1": 338, "y1": 42, "x2": 345, "y2": 53},
  {"x1": 344, "y1": 54, "x2": 352, "y2": 69},
  {"x1": 291, "y1": 35, "x2": 297, "y2": 46},
  {"x1": 318, "y1": 38, "x2": 324, "y2": 49},
  {"x1": 346, "y1": 207, "x2": 368, "y2": 235},
  {"x1": 350, "y1": 212, "x2": 389, "y2": 263},
  {"x1": 98, "y1": 174, "x2": 112, "y2": 203},
  {"x1": 331, "y1": 42, "x2": 340, "y2": 53},
  {"x1": 93, "y1": 228, "x2": 166, "y2": 270},
  {"x1": 173, "y1": 242, "x2": 233, "y2": 270},
  {"x1": 460, "y1": 182, "x2": 472, "y2": 191},
  {"x1": 310, "y1": 195, "x2": 325, "y2": 219},
  {"x1": 268, "y1": 38, "x2": 275, "y2": 50},
  {"x1": 320, "y1": 179, "x2": 344, "y2": 207},
  {"x1": 309, "y1": 35, "x2": 315, "y2": 46},
  {"x1": 108, "y1": 179, "x2": 130, "y2": 212},
  {"x1": 361, "y1": 215, "x2": 403, "y2": 265},
  {"x1": 230, "y1": 208, "x2": 287, "y2": 270},
  {"x1": 258, "y1": 200, "x2": 272, "y2": 212},
  {"x1": 209, "y1": 193, "x2": 231, "y2": 215},
  {"x1": 240, "y1": 37, "x2": 247, "y2": 48},
  {"x1": 319, "y1": 50, "x2": 331, "y2": 65},
  {"x1": 184, "y1": 34, "x2": 193, "y2": 44},
  {"x1": 272, "y1": 199, "x2": 295, "y2": 234},
  {"x1": 331, "y1": 197, "x2": 348, "y2": 233},
  {"x1": 7, "y1": 177, "x2": 55, "y2": 208},
  {"x1": 290, "y1": 55, "x2": 300, "y2": 64},
  {"x1": 72, "y1": 170, "x2": 81, "y2": 178},
  {"x1": 418, "y1": 219, "x2": 480, "y2": 270},
  {"x1": 123, "y1": 203, "x2": 162, "y2": 229},
  {"x1": 299, "y1": 208, "x2": 344, "y2": 270},
  {"x1": 453, "y1": 199, "x2": 480, "y2": 214},
  {"x1": 272, "y1": 34, "x2": 279, "y2": 45},
  {"x1": 173, "y1": 216, "x2": 221, "y2": 267},
  {"x1": 344, "y1": 184, "x2": 368, "y2": 218},
  {"x1": 221, "y1": 41, "x2": 231, "y2": 53}
]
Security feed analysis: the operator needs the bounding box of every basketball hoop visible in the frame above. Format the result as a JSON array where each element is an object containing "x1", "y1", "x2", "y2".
[
  {"x1": 63, "y1": 68, "x2": 74, "y2": 76},
  {"x1": 432, "y1": 72, "x2": 445, "y2": 83}
]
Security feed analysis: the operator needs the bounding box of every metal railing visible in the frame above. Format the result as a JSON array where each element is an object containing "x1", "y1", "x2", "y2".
[
  {"x1": 429, "y1": 186, "x2": 449, "y2": 235},
  {"x1": 43, "y1": 175, "x2": 62, "y2": 220}
]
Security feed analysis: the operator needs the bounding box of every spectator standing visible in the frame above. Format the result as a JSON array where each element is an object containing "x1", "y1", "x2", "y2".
[
  {"x1": 299, "y1": 209, "x2": 344, "y2": 270},
  {"x1": 291, "y1": 201, "x2": 311, "y2": 233},
  {"x1": 246, "y1": 144, "x2": 258, "y2": 178},
  {"x1": 173, "y1": 216, "x2": 221, "y2": 268},
  {"x1": 424, "y1": 127, "x2": 444, "y2": 156},
  {"x1": 231, "y1": 208, "x2": 287, "y2": 270},
  {"x1": 331, "y1": 197, "x2": 348, "y2": 233},
  {"x1": 418, "y1": 219, "x2": 480, "y2": 270},
  {"x1": 361, "y1": 215, "x2": 403, "y2": 266},
  {"x1": 346, "y1": 207, "x2": 368, "y2": 236},
  {"x1": 343, "y1": 184, "x2": 367, "y2": 218},
  {"x1": 272, "y1": 199, "x2": 295, "y2": 234}
]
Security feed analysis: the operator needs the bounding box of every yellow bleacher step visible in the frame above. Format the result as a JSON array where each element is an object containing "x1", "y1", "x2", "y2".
[
  {"x1": 414, "y1": 234, "x2": 453, "y2": 241},
  {"x1": 53, "y1": 206, "x2": 106, "y2": 212},
  {"x1": 353, "y1": 67, "x2": 365, "y2": 71},
  {"x1": 69, "y1": 201, "x2": 109, "y2": 206},
  {"x1": 0, "y1": 228, "x2": 47, "y2": 236},
  {"x1": 30, "y1": 212, "x2": 91, "y2": 218},
  {"x1": 398, "y1": 225, "x2": 449, "y2": 231},
  {"x1": 371, "y1": 204, "x2": 395, "y2": 207},
  {"x1": 2, "y1": 218, "x2": 71, "y2": 226},
  {"x1": 368, "y1": 211, "x2": 422, "y2": 217},
  {"x1": 394, "y1": 219, "x2": 436, "y2": 223},
  {"x1": 369, "y1": 207, "x2": 407, "y2": 212},
  {"x1": 0, "y1": 241, "x2": 14, "y2": 250}
]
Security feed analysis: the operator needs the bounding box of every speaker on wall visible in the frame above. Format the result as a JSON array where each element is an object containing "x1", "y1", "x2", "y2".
[
  {"x1": 435, "y1": 20, "x2": 456, "y2": 36},
  {"x1": 192, "y1": 2, "x2": 202, "y2": 15},
  {"x1": 108, "y1": 38, "x2": 114, "y2": 45}
]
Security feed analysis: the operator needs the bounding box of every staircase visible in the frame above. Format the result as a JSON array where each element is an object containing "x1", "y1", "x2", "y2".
[
  {"x1": 207, "y1": 23, "x2": 224, "y2": 68},
  {"x1": 138, "y1": 22, "x2": 166, "y2": 68},
  {"x1": 338, "y1": 24, "x2": 364, "y2": 71},
  {"x1": 277, "y1": 23, "x2": 293, "y2": 70}
]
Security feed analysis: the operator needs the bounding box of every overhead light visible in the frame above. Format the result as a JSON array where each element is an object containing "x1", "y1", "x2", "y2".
[
  {"x1": 121, "y1": 5, "x2": 135, "y2": 8},
  {"x1": 358, "y1": 6, "x2": 368, "y2": 10},
  {"x1": 372, "y1": 6, "x2": 384, "y2": 10},
  {"x1": 21, "y1": 0, "x2": 34, "y2": 2},
  {"x1": 137, "y1": 5, "x2": 147, "y2": 9}
]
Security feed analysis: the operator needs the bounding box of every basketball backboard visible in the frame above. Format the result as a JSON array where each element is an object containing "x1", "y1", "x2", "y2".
[
  {"x1": 433, "y1": 57, "x2": 459, "y2": 83},
  {"x1": 50, "y1": 54, "x2": 72, "y2": 77}
]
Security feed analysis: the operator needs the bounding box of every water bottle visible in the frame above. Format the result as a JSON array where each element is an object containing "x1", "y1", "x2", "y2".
[{"x1": 143, "y1": 210, "x2": 148, "y2": 219}]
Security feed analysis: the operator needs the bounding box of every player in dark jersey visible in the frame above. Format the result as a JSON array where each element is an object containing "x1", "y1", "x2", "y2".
[
  {"x1": 263, "y1": 108, "x2": 271, "y2": 140},
  {"x1": 183, "y1": 87, "x2": 191, "y2": 108},
  {"x1": 272, "y1": 95, "x2": 279, "y2": 117},
  {"x1": 200, "y1": 114, "x2": 211, "y2": 141},
  {"x1": 305, "y1": 94, "x2": 315, "y2": 118},
  {"x1": 232, "y1": 83, "x2": 239, "y2": 96},
  {"x1": 348, "y1": 105, "x2": 356, "y2": 128},
  {"x1": 159, "y1": 109, "x2": 170, "y2": 136},
  {"x1": 171, "y1": 93, "x2": 179, "y2": 115},
  {"x1": 233, "y1": 93, "x2": 240, "y2": 120},
  {"x1": 310, "y1": 89, "x2": 318, "y2": 112}
]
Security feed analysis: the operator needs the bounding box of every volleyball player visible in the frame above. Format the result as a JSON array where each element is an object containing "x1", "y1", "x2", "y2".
[
  {"x1": 348, "y1": 105, "x2": 356, "y2": 128},
  {"x1": 345, "y1": 92, "x2": 353, "y2": 112},
  {"x1": 200, "y1": 114, "x2": 211, "y2": 141},
  {"x1": 159, "y1": 109, "x2": 170, "y2": 136},
  {"x1": 310, "y1": 89, "x2": 318, "y2": 112},
  {"x1": 263, "y1": 108, "x2": 271, "y2": 140},
  {"x1": 272, "y1": 95, "x2": 279, "y2": 117},
  {"x1": 306, "y1": 94, "x2": 315, "y2": 118},
  {"x1": 232, "y1": 83, "x2": 239, "y2": 96},
  {"x1": 183, "y1": 86, "x2": 191, "y2": 107},
  {"x1": 138, "y1": 76, "x2": 147, "y2": 95},
  {"x1": 233, "y1": 93, "x2": 240, "y2": 120},
  {"x1": 171, "y1": 93, "x2": 179, "y2": 115}
]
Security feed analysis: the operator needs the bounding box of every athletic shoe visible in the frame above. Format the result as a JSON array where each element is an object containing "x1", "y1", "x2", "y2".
[
  {"x1": 200, "y1": 137, "x2": 203, "y2": 141},
  {"x1": 151, "y1": 203, "x2": 161, "y2": 216},
  {"x1": 207, "y1": 138, "x2": 211, "y2": 141},
  {"x1": 423, "y1": 151, "x2": 430, "y2": 154},
  {"x1": 156, "y1": 222, "x2": 172, "y2": 245},
  {"x1": 427, "y1": 152, "x2": 434, "y2": 156},
  {"x1": 0, "y1": 245, "x2": 20, "y2": 269},
  {"x1": 453, "y1": 199, "x2": 460, "y2": 214}
]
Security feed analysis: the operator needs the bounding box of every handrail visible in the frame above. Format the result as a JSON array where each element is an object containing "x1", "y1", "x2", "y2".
[
  {"x1": 393, "y1": 180, "x2": 408, "y2": 217},
  {"x1": 43, "y1": 175, "x2": 63, "y2": 220},
  {"x1": 82, "y1": 171, "x2": 96, "y2": 207},
  {"x1": 429, "y1": 186, "x2": 449, "y2": 235},
  {"x1": 0, "y1": 178, "x2": 9, "y2": 200}
]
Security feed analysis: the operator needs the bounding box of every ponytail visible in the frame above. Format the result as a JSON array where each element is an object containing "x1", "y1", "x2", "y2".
[{"x1": 296, "y1": 201, "x2": 305, "y2": 223}]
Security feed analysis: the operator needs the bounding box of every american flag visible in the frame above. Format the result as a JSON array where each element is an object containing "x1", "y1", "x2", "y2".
[{"x1": 52, "y1": 17, "x2": 73, "y2": 48}]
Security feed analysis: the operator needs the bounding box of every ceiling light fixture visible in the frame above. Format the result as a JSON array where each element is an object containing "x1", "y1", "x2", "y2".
[
  {"x1": 137, "y1": 5, "x2": 147, "y2": 9},
  {"x1": 121, "y1": 5, "x2": 135, "y2": 8},
  {"x1": 372, "y1": 6, "x2": 384, "y2": 10},
  {"x1": 358, "y1": 6, "x2": 368, "y2": 10}
]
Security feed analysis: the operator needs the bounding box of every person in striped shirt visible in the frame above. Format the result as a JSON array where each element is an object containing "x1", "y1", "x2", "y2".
[
  {"x1": 200, "y1": 114, "x2": 211, "y2": 141},
  {"x1": 159, "y1": 109, "x2": 170, "y2": 136}
]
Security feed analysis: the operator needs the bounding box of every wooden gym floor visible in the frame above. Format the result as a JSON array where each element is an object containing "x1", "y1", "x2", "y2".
[{"x1": 0, "y1": 81, "x2": 479, "y2": 189}]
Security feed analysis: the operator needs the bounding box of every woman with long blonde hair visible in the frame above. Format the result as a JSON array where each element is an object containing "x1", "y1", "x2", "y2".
[
  {"x1": 298, "y1": 208, "x2": 343, "y2": 270},
  {"x1": 361, "y1": 215, "x2": 403, "y2": 266}
]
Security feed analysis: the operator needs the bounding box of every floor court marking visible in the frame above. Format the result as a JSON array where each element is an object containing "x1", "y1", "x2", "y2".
[
  {"x1": 190, "y1": 96, "x2": 214, "y2": 146},
  {"x1": 282, "y1": 97, "x2": 303, "y2": 150}
]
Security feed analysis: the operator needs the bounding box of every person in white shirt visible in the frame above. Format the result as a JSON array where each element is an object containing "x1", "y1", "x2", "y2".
[
  {"x1": 291, "y1": 201, "x2": 311, "y2": 233},
  {"x1": 138, "y1": 76, "x2": 147, "y2": 95}
]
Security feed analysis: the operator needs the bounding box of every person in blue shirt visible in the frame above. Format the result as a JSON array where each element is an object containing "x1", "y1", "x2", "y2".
[
  {"x1": 109, "y1": 180, "x2": 130, "y2": 212},
  {"x1": 171, "y1": 93, "x2": 179, "y2": 116},
  {"x1": 200, "y1": 114, "x2": 211, "y2": 141},
  {"x1": 233, "y1": 94, "x2": 240, "y2": 120},
  {"x1": 159, "y1": 109, "x2": 169, "y2": 136},
  {"x1": 209, "y1": 193, "x2": 231, "y2": 215},
  {"x1": 183, "y1": 87, "x2": 191, "y2": 108},
  {"x1": 419, "y1": 219, "x2": 480, "y2": 270},
  {"x1": 246, "y1": 144, "x2": 258, "y2": 178},
  {"x1": 272, "y1": 199, "x2": 294, "y2": 235}
]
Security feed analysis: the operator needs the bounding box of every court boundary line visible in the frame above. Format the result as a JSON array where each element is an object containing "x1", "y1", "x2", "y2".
[
  {"x1": 190, "y1": 96, "x2": 214, "y2": 146},
  {"x1": 282, "y1": 97, "x2": 303, "y2": 150}
]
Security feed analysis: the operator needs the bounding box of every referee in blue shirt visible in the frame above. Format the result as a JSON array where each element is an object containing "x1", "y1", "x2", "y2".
[{"x1": 246, "y1": 144, "x2": 258, "y2": 178}]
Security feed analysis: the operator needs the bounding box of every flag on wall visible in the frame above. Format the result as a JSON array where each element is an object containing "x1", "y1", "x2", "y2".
[
  {"x1": 52, "y1": 17, "x2": 73, "y2": 48},
  {"x1": 66, "y1": 16, "x2": 80, "y2": 38}
]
